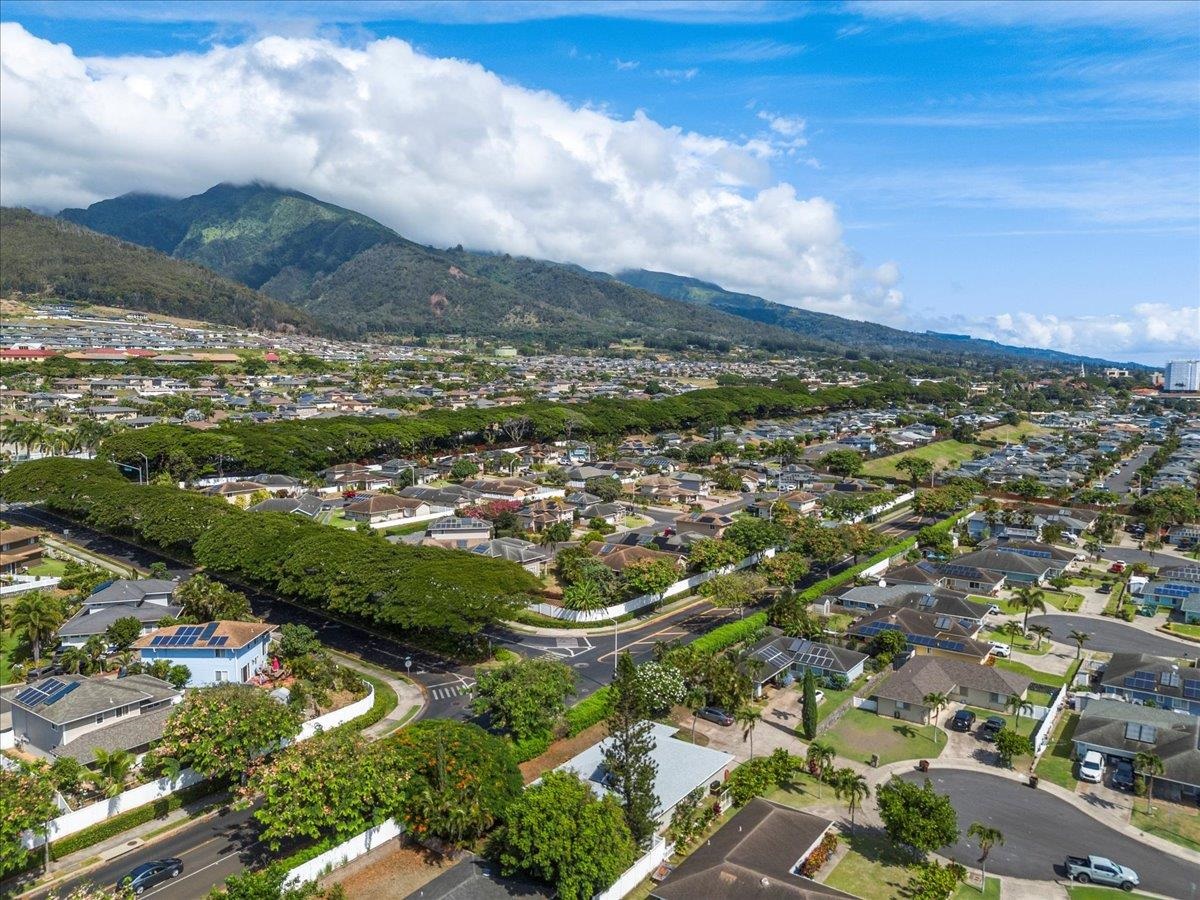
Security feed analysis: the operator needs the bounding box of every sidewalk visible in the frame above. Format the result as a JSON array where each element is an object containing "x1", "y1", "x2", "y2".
[
  {"x1": 505, "y1": 594, "x2": 714, "y2": 638},
  {"x1": 331, "y1": 652, "x2": 426, "y2": 737}
]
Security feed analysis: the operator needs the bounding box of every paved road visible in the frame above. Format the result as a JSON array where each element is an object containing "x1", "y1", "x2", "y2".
[
  {"x1": 26, "y1": 803, "x2": 266, "y2": 900},
  {"x1": 1027, "y1": 614, "x2": 1197, "y2": 659},
  {"x1": 1103, "y1": 445, "x2": 1156, "y2": 496},
  {"x1": 900, "y1": 769, "x2": 1200, "y2": 898},
  {"x1": 1102, "y1": 545, "x2": 1196, "y2": 568}
]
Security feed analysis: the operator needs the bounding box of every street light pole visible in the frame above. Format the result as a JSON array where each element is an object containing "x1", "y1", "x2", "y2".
[
  {"x1": 613, "y1": 616, "x2": 619, "y2": 674},
  {"x1": 136, "y1": 452, "x2": 150, "y2": 485}
]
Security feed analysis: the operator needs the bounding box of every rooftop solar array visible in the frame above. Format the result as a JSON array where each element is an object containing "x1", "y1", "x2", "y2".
[
  {"x1": 15, "y1": 678, "x2": 80, "y2": 708},
  {"x1": 854, "y1": 621, "x2": 970, "y2": 653},
  {"x1": 1183, "y1": 679, "x2": 1200, "y2": 700},
  {"x1": 148, "y1": 623, "x2": 229, "y2": 648}
]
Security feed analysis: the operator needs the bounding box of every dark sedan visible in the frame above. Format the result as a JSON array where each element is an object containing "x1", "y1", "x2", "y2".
[
  {"x1": 950, "y1": 709, "x2": 977, "y2": 732},
  {"x1": 979, "y1": 716, "x2": 1006, "y2": 741},
  {"x1": 696, "y1": 706, "x2": 734, "y2": 726},
  {"x1": 1111, "y1": 759, "x2": 1136, "y2": 792},
  {"x1": 120, "y1": 858, "x2": 183, "y2": 895}
]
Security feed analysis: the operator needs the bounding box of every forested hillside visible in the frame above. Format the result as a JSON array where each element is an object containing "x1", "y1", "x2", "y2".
[{"x1": 0, "y1": 208, "x2": 319, "y2": 333}]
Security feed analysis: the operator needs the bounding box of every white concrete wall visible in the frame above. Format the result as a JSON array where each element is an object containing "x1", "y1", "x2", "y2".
[
  {"x1": 21, "y1": 683, "x2": 375, "y2": 848},
  {"x1": 595, "y1": 836, "x2": 674, "y2": 900},
  {"x1": 282, "y1": 817, "x2": 404, "y2": 890},
  {"x1": 0, "y1": 576, "x2": 62, "y2": 597},
  {"x1": 1032, "y1": 684, "x2": 1069, "y2": 759},
  {"x1": 529, "y1": 548, "x2": 778, "y2": 623},
  {"x1": 844, "y1": 491, "x2": 916, "y2": 525}
]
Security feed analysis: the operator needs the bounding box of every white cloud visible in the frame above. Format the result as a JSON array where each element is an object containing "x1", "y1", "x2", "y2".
[
  {"x1": 613, "y1": 58, "x2": 640, "y2": 71},
  {"x1": 844, "y1": 1, "x2": 1197, "y2": 33},
  {"x1": 686, "y1": 39, "x2": 805, "y2": 62},
  {"x1": 757, "y1": 110, "x2": 806, "y2": 138},
  {"x1": 0, "y1": 23, "x2": 896, "y2": 322},
  {"x1": 927, "y1": 304, "x2": 1200, "y2": 364},
  {"x1": 653, "y1": 67, "x2": 699, "y2": 82}
]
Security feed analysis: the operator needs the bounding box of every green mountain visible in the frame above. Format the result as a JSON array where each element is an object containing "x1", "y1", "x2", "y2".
[
  {"x1": 613, "y1": 268, "x2": 1134, "y2": 368},
  {"x1": 0, "y1": 207, "x2": 319, "y2": 333},
  {"x1": 59, "y1": 183, "x2": 1130, "y2": 365}
]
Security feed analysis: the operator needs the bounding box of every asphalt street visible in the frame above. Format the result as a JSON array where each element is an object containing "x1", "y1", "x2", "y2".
[
  {"x1": 25, "y1": 803, "x2": 266, "y2": 900},
  {"x1": 899, "y1": 768, "x2": 1200, "y2": 899},
  {"x1": 1103, "y1": 444, "x2": 1156, "y2": 497},
  {"x1": 1027, "y1": 613, "x2": 1198, "y2": 659},
  {"x1": 1102, "y1": 545, "x2": 1196, "y2": 567}
]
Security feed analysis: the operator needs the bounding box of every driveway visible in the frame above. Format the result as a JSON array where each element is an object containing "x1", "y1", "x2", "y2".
[
  {"x1": 899, "y1": 768, "x2": 1199, "y2": 898},
  {"x1": 1027, "y1": 614, "x2": 1197, "y2": 659}
]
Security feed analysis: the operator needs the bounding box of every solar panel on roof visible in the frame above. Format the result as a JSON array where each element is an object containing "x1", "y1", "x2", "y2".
[
  {"x1": 150, "y1": 635, "x2": 165, "y2": 646},
  {"x1": 43, "y1": 681, "x2": 79, "y2": 705},
  {"x1": 14, "y1": 686, "x2": 43, "y2": 705},
  {"x1": 199, "y1": 622, "x2": 218, "y2": 641},
  {"x1": 211, "y1": 636, "x2": 228, "y2": 647}
]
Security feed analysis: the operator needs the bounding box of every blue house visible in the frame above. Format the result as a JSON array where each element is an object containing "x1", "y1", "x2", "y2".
[
  {"x1": 133, "y1": 621, "x2": 274, "y2": 687},
  {"x1": 1100, "y1": 652, "x2": 1200, "y2": 715},
  {"x1": 1136, "y1": 564, "x2": 1200, "y2": 615}
]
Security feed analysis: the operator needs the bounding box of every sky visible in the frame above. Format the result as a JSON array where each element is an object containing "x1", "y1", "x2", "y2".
[{"x1": 1, "y1": 1, "x2": 1197, "y2": 364}]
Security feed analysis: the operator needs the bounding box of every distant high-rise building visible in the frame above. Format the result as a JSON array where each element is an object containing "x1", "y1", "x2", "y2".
[{"x1": 1164, "y1": 359, "x2": 1200, "y2": 392}]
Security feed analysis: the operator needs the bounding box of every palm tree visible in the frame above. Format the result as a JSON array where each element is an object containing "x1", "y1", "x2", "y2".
[
  {"x1": 1028, "y1": 623, "x2": 1052, "y2": 651},
  {"x1": 1083, "y1": 540, "x2": 1103, "y2": 560},
  {"x1": 966, "y1": 822, "x2": 1004, "y2": 890},
  {"x1": 92, "y1": 748, "x2": 134, "y2": 798},
  {"x1": 736, "y1": 706, "x2": 761, "y2": 758},
  {"x1": 1069, "y1": 629, "x2": 1090, "y2": 660},
  {"x1": 8, "y1": 592, "x2": 64, "y2": 665},
  {"x1": 59, "y1": 646, "x2": 87, "y2": 675},
  {"x1": 685, "y1": 686, "x2": 706, "y2": 743},
  {"x1": 831, "y1": 768, "x2": 870, "y2": 828},
  {"x1": 923, "y1": 692, "x2": 949, "y2": 745},
  {"x1": 107, "y1": 650, "x2": 135, "y2": 673},
  {"x1": 1144, "y1": 537, "x2": 1163, "y2": 558},
  {"x1": 1012, "y1": 585, "x2": 1046, "y2": 632},
  {"x1": 82, "y1": 635, "x2": 108, "y2": 675},
  {"x1": 1005, "y1": 694, "x2": 1034, "y2": 732},
  {"x1": 805, "y1": 741, "x2": 835, "y2": 798},
  {"x1": 1134, "y1": 751, "x2": 1164, "y2": 814}
]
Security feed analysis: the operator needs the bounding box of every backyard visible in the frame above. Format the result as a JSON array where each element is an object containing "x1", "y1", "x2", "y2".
[
  {"x1": 1034, "y1": 712, "x2": 1079, "y2": 790},
  {"x1": 993, "y1": 657, "x2": 1073, "y2": 688},
  {"x1": 995, "y1": 588, "x2": 1083, "y2": 614},
  {"x1": 824, "y1": 827, "x2": 918, "y2": 900},
  {"x1": 823, "y1": 708, "x2": 943, "y2": 766},
  {"x1": 862, "y1": 440, "x2": 985, "y2": 480},
  {"x1": 977, "y1": 422, "x2": 1053, "y2": 443}
]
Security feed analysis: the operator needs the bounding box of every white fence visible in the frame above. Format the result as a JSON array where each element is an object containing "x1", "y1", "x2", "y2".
[
  {"x1": 595, "y1": 836, "x2": 674, "y2": 900},
  {"x1": 1032, "y1": 684, "x2": 1069, "y2": 759},
  {"x1": 529, "y1": 548, "x2": 778, "y2": 623},
  {"x1": 844, "y1": 491, "x2": 916, "y2": 525},
  {"x1": 852, "y1": 697, "x2": 878, "y2": 712},
  {"x1": 0, "y1": 575, "x2": 62, "y2": 597},
  {"x1": 21, "y1": 683, "x2": 375, "y2": 849},
  {"x1": 282, "y1": 817, "x2": 404, "y2": 890}
]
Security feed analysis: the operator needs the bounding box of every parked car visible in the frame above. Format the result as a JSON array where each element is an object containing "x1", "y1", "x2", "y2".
[
  {"x1": 120, "y1": 858, "x2": 183, "y2": 895},
  {"x1": 24, "y1": 664, "x2": 63, "y2": 682},
  {"x1": 1097, "y1": 583, "x2": 1113, "y2": 594},
  {"x1": 814, "y1": 690, "x2": 826, "y2": 706},
  {"x1": 1064, "y1": 855, "x2": 1139, "y2": 891},
  {"x1": 989, "y1": 642, "x2": 1012, "y2": 658},
  {"x1": 696, "y1": 707, "x2": 734, "y2": 726},
  {"x1": 1111, "y1": 759, "x2": 1136, "y2": 791},
  {"x1": 1108, "y1": 562, "x2": 1127, "y2": 574},
  {"x1": 979, "y1": 716, "x2": 1006, "y2": 741},
  {"x1": 950, "y1": 709, "x2": 977, "y2": 732},
  {"x1": 1079, "y1": 750, "x2": 1106, "y2": 784}
]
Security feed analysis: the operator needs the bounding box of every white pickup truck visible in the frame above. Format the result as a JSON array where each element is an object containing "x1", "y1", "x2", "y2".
[{"x1": 1064, "y1": 855, "x2": 1140, "y2": 891}]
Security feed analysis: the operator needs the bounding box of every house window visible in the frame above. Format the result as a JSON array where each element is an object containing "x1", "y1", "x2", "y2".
[
  {"x1": 896, "y1": 701, "x2": 909, "y2": 710},
  {"x1": 215, "y1": 670, "x2": 229, "y2": 683},
  {"x1": 989, "y1": 692, "x2": 1003, "y2": 704},
  {"x1": 95, "y1": 715, "x2": 103, "y2": 724},
  {"x1": 958, "y1": 685, "x2": 969, "y2": 697}
]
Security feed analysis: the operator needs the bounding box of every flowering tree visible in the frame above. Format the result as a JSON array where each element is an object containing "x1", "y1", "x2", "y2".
[
  {"x1": 1, "y1": 767, "x2": 57, "y2": 877},
  {"x1": 633, "y1": 661, "x2": 686, "y2": 715},
  {"x1": 159, "y1": 684, "x2": 302, "y2": 784}
]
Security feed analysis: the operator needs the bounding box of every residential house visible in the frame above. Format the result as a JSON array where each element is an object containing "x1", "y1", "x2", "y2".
[
  {"x1": 555, "y1": 721, "x2": 733, "y2": 824},
  {"x1": 59, "y1": 579, "x2": 182, "y2": 648},
  {"x1": 399, "y1": 485, "x2": 484, "y2": 510},
  {"x1": 1099, "y1": 653, "x2": 1200, "y2": 715},
  {"x1": 517, "y1": 498, "x2": 574, "y2": 533},
  {"x1": 637, "y1": 475, "x2": 699, "y2": 504},
  {"x1": 873, "y1": 656, "x2": 1031, "y2": 724},
  {"x1": 578, "y1": 500, "x2": 626, "y2": 526},
  {"x1": 587, "y1": 542, "x2": 683, "y2": 575},
  {"x1": 832, "y1": 585, "x2": 991, "y2": 633},
  {"x1": 202, "y1": 480, "x2": 267, "y2": 506},
  {"x1": 950, "y1": 549, "x2": 1065, "y2": 586},
  {"x1": 133, "y1": 621, "x2": 274, "y2": 687},
  {"x1": 1133, "y1": 564, "x2": 1200, "y2": 615},
  {"x1": 470, "y1": 538, "x2": 552, "y2": 575},
  {"x1": 248, "y1": 494, "x2": 324, "y2": 519},
  {"x1": 743, "y1": 631, "x2": 868, "y2": 696},
  {"x1": 0, "y1": 525, "x2": 43, "y2": 574},
  {"x1": 651, "y1": 799, "x2": 855, "y2": 900},
  {"x1": 247, "y1": 473, "x2": 306, "y2": 497},
  {"x1": 9, "y1": 674, "x2": 181, "y2": 763},
  {"x1": 674, "y1": 471, "x2": 712, "y2": 498},
  {"x1": 343, "y1": 495, "x2": 450, "y2": 528},
  {"x1": 673, "y1": 511, "x2": 734, "y2": 539},
  {"x1": 848, "y1": 607, "x2": 994, "y2": 662},
  {"x1": 777, "y1": 490, "x2": 820, "y2": 516},
  {"x1": 424, "y1": 517, "x2": 494, "y2": 550},
  {"x1": 413, "y1": 855, "x2": 551, "y2": 900},
  {"x1": 1072, "y1": 699, "x2": 1200, "y2": 801}
]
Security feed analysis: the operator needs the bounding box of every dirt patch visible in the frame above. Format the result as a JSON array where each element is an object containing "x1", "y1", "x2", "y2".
[
  {"x1": 519, "y1": 721, "x2": 609, "y2": 783},
  {"x1": 321, "y1": 837, "x2": 451, "y2": 898}
]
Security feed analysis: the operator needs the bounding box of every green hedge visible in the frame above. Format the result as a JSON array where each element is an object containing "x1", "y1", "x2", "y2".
[
  {"x1": 566, "y1": 689, "x2": 614, "y2": 736},
  {"x1": 686, "y1": 612, "x2": 769, "y2": 656},
  {"x1": 510, "y1": 732, "x2": 553, "y2": 762},
  {"x1": 338, "y1": 673, "x2": 398, "y2": 734}
]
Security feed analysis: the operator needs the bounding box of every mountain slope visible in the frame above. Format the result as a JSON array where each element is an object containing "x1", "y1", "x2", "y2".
[
  {"x1": 614, "y1": 268, "x2": 1133, "y2": 368},
  {"x1": 0, "y1": 208, "x2": 320, "y2": 333}
]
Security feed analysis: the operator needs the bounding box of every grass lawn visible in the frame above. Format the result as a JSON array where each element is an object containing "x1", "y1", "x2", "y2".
[
  {"x1": 823, "y1": 612, "x2": 855, "y2": 634},
  {"x1": 953, "y1": 876, "x2": 1001, "y2": 899},
  {"x1": 816, "y1": 685, "x2": 856, "y2": 724},
  {"x1": 996, "y1": 589, "x2": 1083, "y2": 614},
  {"x1": 862, "y1": 440, "x2": 985, "y2": 480},
  {"x1": 1067, "y1": 887, "x2": 1157, "y2": 900},
  {"x1": 1, "y1": 629, "x2": 24, "y2": 685},
  {"x1": 763, "y1": 775, "x2": 826, "y2": 809},
  {"x1": 824, "y1": 708, "x2": 943, "y2": 766},
  {"x1": 1131, "y1": 800, "x2": 1200, "y2": 853},
  {"x1": 1165, "y1": 622, "x2": 1200, "y2": 640},
  {"x1": 381, "y1": 519, "x2": 431, "y2": 537},
  {"x1": 325, "y1": 510, "x2": 357, "y2": 530},
  {"x1": 1035, "y1": 712, "x2": 1079, "y2": 789},
  {"x1": 26, "y1": 558, "x2": 67, "y2": 577},
  {"x1": 981, "y1": 627, "x2": 1050, "y2": 655},
  {"x1": 992, "y1": 657, "x2": 1071, "y2": 687},
  {"x1": 978, "y1": 422, "x2": 1053, "y2": 443},
  {"x1": 825, "y1": 828, "x2": 917, "y2": 900}
]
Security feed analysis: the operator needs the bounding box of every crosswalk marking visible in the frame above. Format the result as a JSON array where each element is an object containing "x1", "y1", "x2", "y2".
[{"x1": 429, "y1": 685, "x2": 472, "y2": 700}]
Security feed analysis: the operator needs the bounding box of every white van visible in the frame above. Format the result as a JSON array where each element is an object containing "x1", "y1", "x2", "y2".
[{"x1": 1079, "y1": 750, "x2": 1105, "y2": 784}]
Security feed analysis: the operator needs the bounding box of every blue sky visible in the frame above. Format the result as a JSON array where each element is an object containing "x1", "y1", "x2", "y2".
[{"x1": 2, "y1": 0, "x2": 1197, "y2": 363}]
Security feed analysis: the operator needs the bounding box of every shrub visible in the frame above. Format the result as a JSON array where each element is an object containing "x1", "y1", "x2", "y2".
[
  {"x1": 686, "y1": 612, "x2": 768, "y2": 656},
  {"x1": 566, "y1": 688, "x2": 612, "y2": 736},
  {"x1": 511, "y1": 731, "x2": 553, "y2": 763},
  {"x1": 799, "y1": 832, "x2": 838, "y2": 877}
]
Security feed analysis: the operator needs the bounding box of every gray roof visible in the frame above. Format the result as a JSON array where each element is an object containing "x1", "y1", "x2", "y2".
[
  {"x1": 59, "y1": 603, "x2": 183, "y2": 637},
  {"x1": 248, "y1": 494, "x2": 323, "y2": 517},
  {"x1": 1075, "y1": 699, "x2": 1200, "y2": 789},
  {"x1": 470, "y1": 538, "x2": 549, "y2": 565},
  {"x1": 652, "y1": 799, "x2": 854, "y2": 900},
  {"x1": 1100, "y1": 653, "x2": 1200, "y2": 704},
  {"x1": 53, "y1": 706, "x2": 175, "y2": 763},
  {"x1": 408, "y1": 853, "x2": 550, "y2": 900},
  {"x1": 87, "y1": 579, "x2": 177, "y2": 605},
  {"x1": 954, "y1": 549, "x2": 1058, "y2": 577},
  {"x1": 13, "y1": 674, "x2": 179, "y2": 725},
  {"x1": 745, "y1": 633, "x2": 867, "y2": 681},
  {"x1": 874, "y1": 656, "x2": 1030, "y2": 707}
]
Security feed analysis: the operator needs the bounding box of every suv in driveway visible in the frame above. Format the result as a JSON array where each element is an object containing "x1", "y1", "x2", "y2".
[
  {"x1": 950, "y1": 709, "x2": 977, "y2": 731},
  {"x1": 978, "y1": 716, "x2": 1006, "y2": 741},
  {"x1": 1079, "y1": 750, "x2": 1106, "y2": 784},
  {"x1": 1111, "y1": 759, "x2": 1135, "y2": 791}
]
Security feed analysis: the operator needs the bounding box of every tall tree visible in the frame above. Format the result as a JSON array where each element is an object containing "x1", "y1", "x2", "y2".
[
  {"x1": 801, "y1": 668, "x2": 820, "y2": 741},
  {"x1": 831, "y1": 768, "x2": 870, "y2": 828},
  {"x1": 736, "y1": 706, "x2": 761, "y2": 758},
  {"x1": 805, "y1": 741, "x2": 835, "y2": 798},
  {"x1": 1005, "y1": 695, "x2": 1034, "y2": 732},
  {"x1": 8, "y1": 592, "x2": 64, "y2": 665},
  {"x1": 0, "y1": 767, "x2": 58, "y2": 877},
  {"x1": 923, "y1": 692, "x2": 949, "y2": 746},
  {"x1": 91, "y1": 748, "x2": 134, "y2": 798},
  {"x1": 174, "y1": 574, "x2": 252, "y2": 622},
  {"x1": 1068, "y1": 629, "x2": 1090, "y2": 660},
  {"x1": 604, "y1": 652, "x2": 659, "y2": 848},
  {"x1": 472, "y1": 657, "x2": 577, "y2": 742},
  {"x1": 1012, "y1": 585, "x2": 1047, "y2": 633},
  {"x1": 876, "y1": 777, "x2": 960, "y2": 858},
  {"x1": 492, "y1": 770, "x2": 636, "y2": 900},
  {"x1": 966, "y1": 822, "x2": 1004, "y2": 890},
  {"x1": 1134, "y1": 751, "x2": 1164, "y2": 814}
]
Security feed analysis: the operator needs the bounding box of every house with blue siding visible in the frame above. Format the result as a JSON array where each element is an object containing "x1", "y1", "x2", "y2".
[
  {"x1": 1133, "y1": 564, "x2": 1200, "y2": 615},
  {"x1": 1099, "y1": 653, "x2": 1200, "y2": 715},
  {"x1": 133, "y1": 621, "x2": 274, "y2": 687}
]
